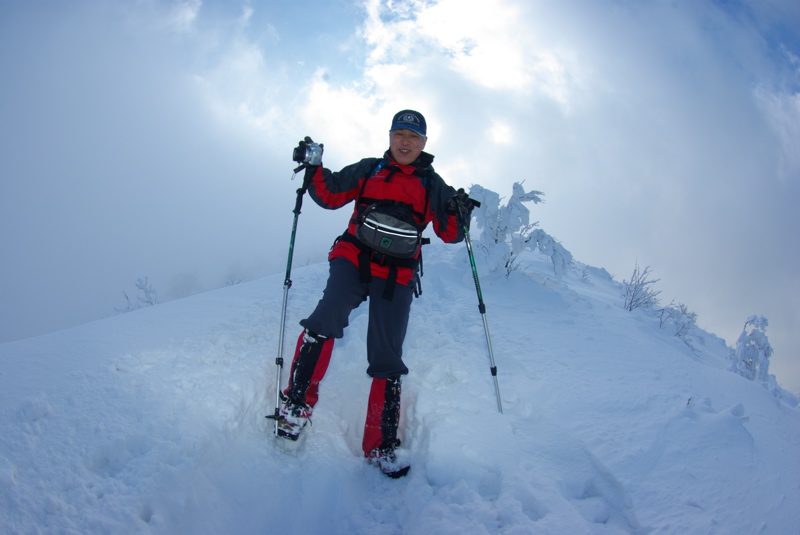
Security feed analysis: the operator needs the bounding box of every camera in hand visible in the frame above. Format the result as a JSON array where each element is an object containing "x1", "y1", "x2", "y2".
[{"x1": 292, "y1": 136, "x2": 324, "y2": 166}]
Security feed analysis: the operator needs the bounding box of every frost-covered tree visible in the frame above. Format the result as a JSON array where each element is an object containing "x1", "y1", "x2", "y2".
[
  {"x1": 469, "y1": 182, "x2": 571, "y2": 277},
  {"x1": 116, "y1": 277, "x2": 158, "y2": 313},
  {"x1": 658, "y1": 300, "x2": 697, "y2": 341},
  {"x1": 729, "y1": 315, "x2": 776, "y2": 386},
  {"x1": 622, "y1": 263, "x2": 661, "y2": 311},
  {"x1": 528, "y1": 229, "x2": 573, "y2": 279},
  {"x1": 225, "y1": 274, "x2": 243, "y2": 287}
]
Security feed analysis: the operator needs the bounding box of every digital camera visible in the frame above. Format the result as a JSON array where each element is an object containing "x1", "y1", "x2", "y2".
[{"x1": 292, "y1": 137, "x2": 323, "y2": 166}]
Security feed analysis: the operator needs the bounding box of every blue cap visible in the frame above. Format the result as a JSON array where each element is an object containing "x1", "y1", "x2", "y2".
[{"x1": 390, "y1": 110, "x2": 427, "y2": 137}]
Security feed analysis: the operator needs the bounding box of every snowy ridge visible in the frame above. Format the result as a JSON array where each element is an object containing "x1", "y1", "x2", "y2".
[{"x1": 1, "y1": 243, "x2": 798, "y2": 534}]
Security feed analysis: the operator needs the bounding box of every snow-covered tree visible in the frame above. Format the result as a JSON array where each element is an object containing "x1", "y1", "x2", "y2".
[
  {"x1": 225, "y1": 274, "x2": 243, "y2": 287},
  {"x1": 468, "y1": 183, "x2": 572, "y2": 277},
  {"x1": 528, "y1": 229, "x2": 573, "y2": 279},
  {"x1": 658, "y1": 300, "x2": 697, "y2": 341},
  {"x1": 116, "y1": 277, "x2": 158, "y2": 313},
  {"x1": 622, "y1": 263, "x2": 661, "y2": 312},
  {"x1": 729, "y1": 315, "x2": 777, "y2": 388}
]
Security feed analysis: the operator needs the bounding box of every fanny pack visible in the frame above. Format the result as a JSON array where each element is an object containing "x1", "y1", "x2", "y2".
[{"x1": 354, "y1": 200, "x2": 427, "y2": 258}]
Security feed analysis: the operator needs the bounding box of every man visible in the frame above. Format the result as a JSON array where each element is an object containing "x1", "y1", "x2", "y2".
[{"x1": 277, "y1": 110, "x2": 473, "y2": 478}]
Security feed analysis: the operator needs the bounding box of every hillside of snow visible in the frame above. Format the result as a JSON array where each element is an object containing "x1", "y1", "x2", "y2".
[{"x1": 1, "y1": 241, "x2": 799, "y2": 534}]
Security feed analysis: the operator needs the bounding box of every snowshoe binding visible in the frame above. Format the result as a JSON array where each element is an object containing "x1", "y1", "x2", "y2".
[
  {"x1": 274, "y1": 395, "x2": 312, "y2": 441},
  {"x1": 366, "y1": 441, "x2": 410, "y2": 479}
]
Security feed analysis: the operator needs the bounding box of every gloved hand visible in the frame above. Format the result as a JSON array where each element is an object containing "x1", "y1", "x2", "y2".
[
  {"x1": 446, "y1": 188, "x2": 477, "y2": 218},
  {"x1": 292, "y1": 136, "x2": 324, "y2": 167}
]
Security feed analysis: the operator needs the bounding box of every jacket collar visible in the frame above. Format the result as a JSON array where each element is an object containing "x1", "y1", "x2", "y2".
[{"x1": 383, "y1": 150, "x2": 435, "y2": 171}]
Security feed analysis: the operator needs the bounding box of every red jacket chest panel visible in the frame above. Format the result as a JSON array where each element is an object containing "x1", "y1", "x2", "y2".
[{"x1": 358, "y1": 171, "x2": 428, "y2": 220}]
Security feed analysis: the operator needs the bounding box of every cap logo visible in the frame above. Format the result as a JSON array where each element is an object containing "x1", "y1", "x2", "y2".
[{"x1": 399, "y1": 113, "x2": 419, "y2": 125}]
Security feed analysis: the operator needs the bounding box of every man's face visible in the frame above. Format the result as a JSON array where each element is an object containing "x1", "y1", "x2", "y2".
[{"x1": 389, "y1": 129, "x2": 427, "y2": 166}]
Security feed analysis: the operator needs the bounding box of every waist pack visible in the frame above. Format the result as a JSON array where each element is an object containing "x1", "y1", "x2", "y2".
[{"x1": 354, "y1": 201, "x2": 426, "y2": 258}]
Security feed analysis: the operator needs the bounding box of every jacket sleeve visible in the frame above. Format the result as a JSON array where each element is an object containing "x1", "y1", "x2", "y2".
[
  {"x1": 428, "y1": 171, "x2": 465, "y2": 244},
  {"x1": 305, "y1": 158, "x2": 381, "y2": 210}
]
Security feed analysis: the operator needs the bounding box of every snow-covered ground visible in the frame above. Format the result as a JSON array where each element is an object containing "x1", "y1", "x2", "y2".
[{"x1": 1, "y1": 242, "x2": 798, "y2": 534}]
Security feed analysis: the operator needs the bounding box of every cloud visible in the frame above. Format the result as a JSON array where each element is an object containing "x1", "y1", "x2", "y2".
[
  {"x1": 307, "y1": 0, "x2": 800, "y2": 388},
  {"x1": 1, "y1": 0, "x2": 798, "y2": 391}
]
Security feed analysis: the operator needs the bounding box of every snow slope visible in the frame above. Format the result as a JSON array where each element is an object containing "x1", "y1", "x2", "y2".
[{"x1": 1, "y1": 243, "x2": 798, "y2": 534}]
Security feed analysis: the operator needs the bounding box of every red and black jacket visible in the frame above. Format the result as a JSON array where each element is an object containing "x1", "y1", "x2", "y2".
[{"x1": 305, "y1": 150, "x2": 464, "y2": 288}]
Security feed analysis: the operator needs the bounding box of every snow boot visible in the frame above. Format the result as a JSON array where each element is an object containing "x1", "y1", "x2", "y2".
[
  {"x1": 276, "y1": 394, "x2": 312, "y2": 441},
  {"x1": 366, "y1": 440, "x2": 410, "y2": 479}
]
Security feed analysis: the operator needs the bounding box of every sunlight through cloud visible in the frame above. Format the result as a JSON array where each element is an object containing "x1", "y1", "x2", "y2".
[{"x1": 490, "y1": 122, "x2": 513, "y2": 144}]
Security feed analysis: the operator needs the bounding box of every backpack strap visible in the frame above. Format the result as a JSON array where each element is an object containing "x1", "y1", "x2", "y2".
[
  {"x1": 355, "y1": 160, "x2": 386, "y2": 208},
  {"x1": 355, "y1": 160, "x2": 431, "y2": 226}
]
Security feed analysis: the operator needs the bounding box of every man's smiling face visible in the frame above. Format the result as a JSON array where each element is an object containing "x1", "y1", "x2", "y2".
[{"x1": 389, "y1": 129, "x2": 427, "y2": 166}]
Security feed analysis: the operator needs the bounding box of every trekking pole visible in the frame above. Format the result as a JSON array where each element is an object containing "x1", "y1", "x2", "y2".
[
  {"x1": 458, "y1": 199, "x2": 503, "y2": 414},
  {"x1": 266, "y1": 159, "x2": 314, "y2": 434}
]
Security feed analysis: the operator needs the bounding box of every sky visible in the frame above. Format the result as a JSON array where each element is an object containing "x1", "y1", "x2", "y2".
[{"x1": 1, "y1": 0, "x2": 798, "y2": 390}]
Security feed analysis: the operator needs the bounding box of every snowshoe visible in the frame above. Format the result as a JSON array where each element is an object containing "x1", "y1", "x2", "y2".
[
  {"x1": 275, "y1": 396, "x2": 312, "y2": 441},
  {"x1": 366, "y1": 441, "x2": 410, "y2": 479}
]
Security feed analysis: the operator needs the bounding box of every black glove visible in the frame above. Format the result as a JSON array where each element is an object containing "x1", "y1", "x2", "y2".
[{"x1": 446, "y1": 188, "x2": 477, "y2": 218}]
